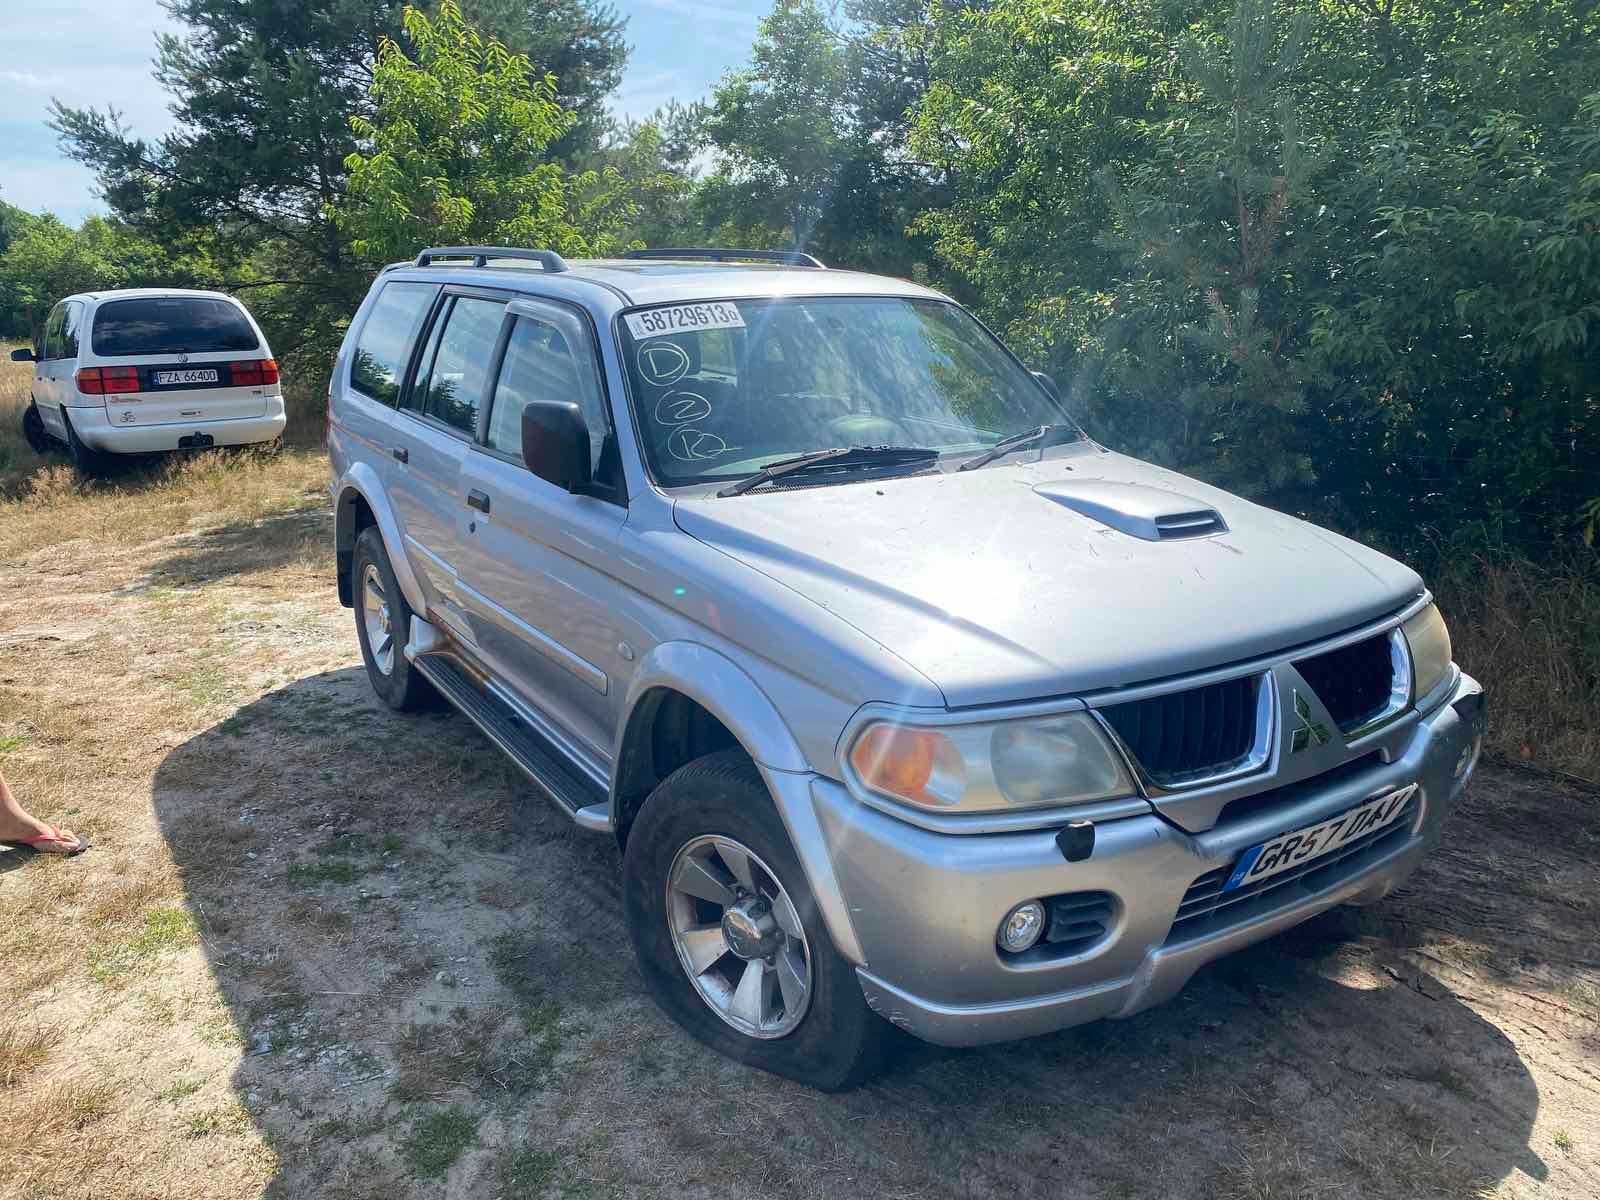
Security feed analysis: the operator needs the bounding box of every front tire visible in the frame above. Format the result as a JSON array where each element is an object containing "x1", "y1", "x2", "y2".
[
  {"x1": 623, "y1": 750, "x2": 887, "y2": 1090},
  {"x1": 352, "y1": 526, "x2": 435, "y2": 711}
]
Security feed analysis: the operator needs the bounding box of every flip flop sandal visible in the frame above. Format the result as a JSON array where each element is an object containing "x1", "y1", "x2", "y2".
[{"x1": 3, "y1": 825, "x2": 90, "y2": 857}]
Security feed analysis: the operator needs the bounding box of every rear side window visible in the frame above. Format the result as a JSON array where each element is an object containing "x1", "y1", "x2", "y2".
[
  {"x1": 350, "y1": 281, "x2": 438, "y2": 405},
  {"x1": 60, "y1": 301, "x2": 84, "y2": 358},
  {"x1": 42, "y1": 304, "x2": 66, "y2": 360},
  {"x1": 411, "y1": 296, "x2": 506, "y2": 434},
  {"x1": 92, "y1": 296, "x2": 259, "y2": 356}
]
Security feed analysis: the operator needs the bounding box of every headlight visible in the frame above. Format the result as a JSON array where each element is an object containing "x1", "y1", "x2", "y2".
[
  {"x1": 846, "y1": 712, "x2": 1134, "y2": 813},
  {"x1": 1403, "y1": 603, "x2": 1453, "y2": 703}
]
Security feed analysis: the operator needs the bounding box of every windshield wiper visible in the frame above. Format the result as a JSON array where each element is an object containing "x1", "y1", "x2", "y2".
[
  {"x1": 957, "y1": 424, "x2": 1081, "y2": 472},
  {"x1": 717, "y1": 445, "x2": 939, "y2": 497}
]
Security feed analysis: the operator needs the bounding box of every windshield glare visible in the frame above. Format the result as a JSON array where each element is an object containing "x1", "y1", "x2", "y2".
[{"x1": 619, "y1": 296, "x2": 1075, "y2": 486}]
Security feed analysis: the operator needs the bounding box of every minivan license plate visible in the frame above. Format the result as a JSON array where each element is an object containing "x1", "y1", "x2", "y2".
[
  {"x1": 154, "y1": 368, "x2": 219, "y2": 385},
  {"x1": 1223, "y1": 784, "x2": 1417, "y2": 891}
]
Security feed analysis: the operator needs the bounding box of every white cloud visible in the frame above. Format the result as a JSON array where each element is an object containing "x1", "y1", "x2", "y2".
[
  {"x1": 3, "y1": 0, "x2": 178, "y2": 220},
  {"x1": 0, "y1": 70, "x2": 67, "y2": 89},
  {"x1": 633, "y1": 0, "x2": 763, "y2": 28},
  {"x1": 0, "y1": 158, "x2": 104, "y2": 224}
]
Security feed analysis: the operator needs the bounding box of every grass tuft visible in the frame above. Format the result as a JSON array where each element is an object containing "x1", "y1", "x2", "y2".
[
  {"x1": 286, "y1": 859, "x2": 368, "y2": 888},
  {"x1": 87, "y1": 906, "x2": 200, "y2": 985},
  {"x1": 401, "y1": 1106, "x2": 478, "y2": 1179},
  {"x1": 495, "y1": 1143, "x2": 561, "y2": 1198},
  {"x1": 0, "y1": 1023, "x2": 62, "y2": 1089}
]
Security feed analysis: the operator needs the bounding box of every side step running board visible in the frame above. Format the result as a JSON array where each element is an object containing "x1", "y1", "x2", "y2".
[{"x1": 412, "y1": 652, "x2": 612, "y2": 833}]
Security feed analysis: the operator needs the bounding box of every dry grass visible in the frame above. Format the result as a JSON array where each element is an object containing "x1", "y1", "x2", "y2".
[
  {"x1": 0, "y1": 1024, "x2": 63, "y2": 1090},
  {"x1": 1434, "y1": 553, "x2": 1600, "y2": 780},
  {"x1": 0, "y1": 341, "x2": 33, "y2": 484}
]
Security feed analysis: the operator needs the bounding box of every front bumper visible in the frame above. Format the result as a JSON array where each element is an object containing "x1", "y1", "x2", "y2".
[
  {"x1": 70, "y1": 400, "x2": 287, "y2": 453},
  {"x1": 794, "y1": 673, "x2": 1483, "y2": 1047}
]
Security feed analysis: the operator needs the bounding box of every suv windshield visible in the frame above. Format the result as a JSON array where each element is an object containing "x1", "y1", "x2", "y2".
[
  {"x1": 619, "y1": 296, "x2": 1076, "y2": 486},
  {"x1": 92, "y1": 296, "x2": 259, "y2": 356}
]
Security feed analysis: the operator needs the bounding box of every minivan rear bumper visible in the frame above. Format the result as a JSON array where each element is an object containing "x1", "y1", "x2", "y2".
[
  {"x1": 72, "y1": 398, "x2": 287, "y2": 453},
  {"x1": 793, "y1": 673, "x2": 1482, "y2": 1047}
]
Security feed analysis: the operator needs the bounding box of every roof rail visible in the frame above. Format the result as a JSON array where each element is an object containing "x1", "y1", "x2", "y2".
[
  {"x1": 414, "y1": 246, "x2": 569, "y2": 272},
  {"x1": 622, "y1": 247, "x2": 826, "y2": 269}
]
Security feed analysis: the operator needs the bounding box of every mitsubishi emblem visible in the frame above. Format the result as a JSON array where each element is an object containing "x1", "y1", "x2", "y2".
[{"x1": 1290, "y1": 689, "x2": 1332, "y2": 753}]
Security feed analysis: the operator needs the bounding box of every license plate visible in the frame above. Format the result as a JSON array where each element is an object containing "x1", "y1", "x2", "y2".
[
  {"x1": 154, "y1": 368, "x2": 219, "y2": 385},
  {"x1": 1224, "y1": 784, "x2": 1417, "y2": 891}
]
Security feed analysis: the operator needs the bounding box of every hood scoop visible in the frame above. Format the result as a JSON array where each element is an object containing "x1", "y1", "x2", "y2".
[{"x1": 1033, "y1": 480, "x2": 1228, "y2": 541}]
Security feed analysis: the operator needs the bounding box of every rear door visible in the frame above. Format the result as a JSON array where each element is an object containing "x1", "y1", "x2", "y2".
[
  {"x1": 455, "y1": 298, "x2": 631, "y2": 759},
  {"x1": 387, "y1": 288, "x2": 509, "y2": 644},
  {"x1": 87, "y1": 295, "x2": 272, "y2": 428}
]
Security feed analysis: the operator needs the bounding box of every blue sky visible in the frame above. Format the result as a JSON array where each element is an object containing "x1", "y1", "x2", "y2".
[{"x1": 0, "y1": 0, "x2": 763, "y2": 225}]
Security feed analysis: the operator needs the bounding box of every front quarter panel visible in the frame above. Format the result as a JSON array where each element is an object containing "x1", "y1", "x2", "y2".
[
  {"x1": 333, "y1": 457, "x2": 428, "y2": 616},
  {"x1": 619, "y1": 641, "x2": 811, "y2": 774}
]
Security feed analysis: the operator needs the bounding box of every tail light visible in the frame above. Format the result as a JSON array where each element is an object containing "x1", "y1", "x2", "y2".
[
  {"x1": 229, "y1": 357, "x2": 279, "y2": 386},
  {"x1": 75, "y1": 366, "x2": 141, "y2": 395}
]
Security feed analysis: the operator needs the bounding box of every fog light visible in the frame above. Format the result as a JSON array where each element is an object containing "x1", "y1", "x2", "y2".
[
  {"x1": 998, "y1": 900, "x2": 1047, "y2": 954},
  {"x1": 1454, "y1": 735, "x2": 1482, "y2": 782}
]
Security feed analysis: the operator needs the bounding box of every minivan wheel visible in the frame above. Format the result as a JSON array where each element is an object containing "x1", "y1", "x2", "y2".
[
  {"x1": 623, "y1": 750, "x2": 888, "y2": 1090},
  {"x1": 62, "y1": 411, "x2": 108, "y2": 476},
  {"x1": 22, "y1": 402, "x2": 51, "y2": 455},
  {"x1": 352, "y1": 526, "x2": 435, "y2": 711}
]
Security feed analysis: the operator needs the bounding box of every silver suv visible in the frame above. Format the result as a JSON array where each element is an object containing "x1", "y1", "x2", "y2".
[{"x1": 327, "y1": 246, "x2": 1485, "y2": 1089}]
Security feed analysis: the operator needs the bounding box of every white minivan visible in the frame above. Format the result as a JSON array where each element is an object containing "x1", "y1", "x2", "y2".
[{"x1": 14, "y1": 288, "x2": 287, "y2": 471}]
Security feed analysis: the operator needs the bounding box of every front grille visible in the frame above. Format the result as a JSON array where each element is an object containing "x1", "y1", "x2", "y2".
[
  {"x1": 1164, "y1": 795, "x2": 1418, "y2": 945},
  {"x1": 1099, "y1": 674, "x2": 1259, "y2": 786},
  {"x1": 1294, "y1": 633, "x2": 1396, "y2": 732}
]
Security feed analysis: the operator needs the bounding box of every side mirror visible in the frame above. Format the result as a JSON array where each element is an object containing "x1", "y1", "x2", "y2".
[
  {"x1": 521, "y1": 400, "x2": 592, "y2": 493},
  {"x1": 11, "y1": 347, "x2": 36, "y2": 362},
  {"x1": 1032, "y1": 370, "x2": 1061, "y2": 402}
]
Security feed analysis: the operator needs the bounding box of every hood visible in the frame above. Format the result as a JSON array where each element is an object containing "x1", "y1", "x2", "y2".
[{"x1": 672, "y1": 448, "x2": 1424, "y2": 708}]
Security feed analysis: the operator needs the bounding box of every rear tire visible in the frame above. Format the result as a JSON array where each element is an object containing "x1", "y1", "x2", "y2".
[
  {"x1": 623, "y1": 750, "x2": 888, "y2": 1091},
  {"x1": 62, "y1": 410, "x2": 108, "y2": 476},
  {"x1": 352, "y1": 526, "x2": 436, "y2": 711},
  {"x1": 22, "y1": 402, "x2": 52, "y2": 456}
]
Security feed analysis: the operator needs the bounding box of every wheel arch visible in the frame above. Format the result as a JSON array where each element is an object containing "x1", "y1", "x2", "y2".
[
  {"x1": 611, "y1": 643, "x2": 810, "y2": 845},
  {"x1": 611, "y1": 644, "x2": 867, "y2": 967},
  {"x1": 334, "y1": 465, "x2": 426, "y2": 614}
]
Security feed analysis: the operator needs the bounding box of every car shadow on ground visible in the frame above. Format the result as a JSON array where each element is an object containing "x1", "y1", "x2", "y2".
[
  {"x1": 123, "y1": 503, "x2": 330, "y2": 591},
  {"x1": 151, "y1": 668, "x2": 1548, "y2": 1199}
]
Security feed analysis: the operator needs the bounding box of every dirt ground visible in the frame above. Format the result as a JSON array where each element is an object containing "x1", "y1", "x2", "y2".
[{"x1": 1, "y1": 440, "x2": 1597, "y2": 1198}]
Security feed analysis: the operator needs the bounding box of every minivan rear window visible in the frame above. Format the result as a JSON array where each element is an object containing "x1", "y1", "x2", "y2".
[{"x1": 91, "y1": 296, "x2": 260, "y2": 356}]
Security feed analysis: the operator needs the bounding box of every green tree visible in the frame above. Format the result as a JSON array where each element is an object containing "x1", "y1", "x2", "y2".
[
  {"x1": 696, "y1": 0, "x2": 943, "y2": 273},
  {"x1": 601, "y1": 105, "x2": 707, "y2": 247},
  {"x1": 0, "y1": 216, "x2": 219, "y2": 341},
  {"x1": 911, "y1": 0, "x2": 1600, "y2": 555},
  {"x1": 51, "y1": 0, "x2": 629, "y2": 372},
  {"x1": 330, "y1": 0, "x2": 637, "y2": 263}
]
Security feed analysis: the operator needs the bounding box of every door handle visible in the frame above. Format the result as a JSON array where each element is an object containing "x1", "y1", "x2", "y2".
[
  {"x1": 392, "y1": 446, "x2": 409, "y2": 463},
  {"x1": 466, "y1": 489, "x2": 491, "y2": 514}
]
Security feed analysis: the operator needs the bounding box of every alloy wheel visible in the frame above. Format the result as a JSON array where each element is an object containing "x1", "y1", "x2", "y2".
[
  {"x1": 361, "y1": 563, "x2": 396, "y2": 675},
  {"x1": 665, "y1": 835, "x2": 813, "y2": 1039}
]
